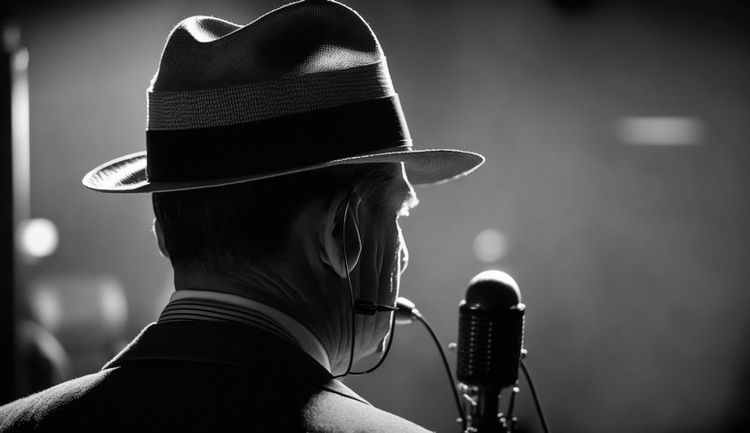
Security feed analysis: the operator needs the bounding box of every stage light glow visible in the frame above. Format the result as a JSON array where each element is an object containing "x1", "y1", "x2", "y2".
[
  {"x1": 616, "y1": 117, "x2": 704, "y2": 146},
  {"x1": 99, "y1": 284, "x2": 128, "y2": 332},
  {"x1": 29, "y1": 275, "x2": 128, "y2": 338},
  {"x1": 31, "y1": 288, "x2": 63, "y2": 332},
  {"x1": 473, "y1": 229, "x2": 509, "y2": 263},
  {"x1": 13, "y1": 48, "x2": 28, "y2": 71},
  {"x1": 18, "y1": 218, "x2": 59, "y2": 258}
]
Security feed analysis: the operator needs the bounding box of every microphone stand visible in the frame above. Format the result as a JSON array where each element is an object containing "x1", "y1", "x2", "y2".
[
  {"x1": 460, "y1": 350, "x2": 528, "y2": 433},
  {"x1": 461, "y1": 385, "x2": 520, "y2": 433},
  {"x1": 461, "y1": 385, "x2": 502, "y2": 432},
  {"x1": 504, "y1": 385, "x2": 520, "y2": 433}
]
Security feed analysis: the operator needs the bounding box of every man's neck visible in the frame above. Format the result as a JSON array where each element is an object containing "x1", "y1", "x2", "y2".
[
  {"x1": 172, "y1": 266, "x2": 351, "y2": 374},
  {"x1": 174, "y1": 268, "x2": 299, "y2": 313},
  {"x1": 163, "y1": 288, "x2": 332, "y2": 373}
]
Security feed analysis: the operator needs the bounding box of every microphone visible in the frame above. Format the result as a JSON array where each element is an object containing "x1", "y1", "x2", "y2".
[{"x1": 457, "y1": 270, "x2": 525, "y2": 432}]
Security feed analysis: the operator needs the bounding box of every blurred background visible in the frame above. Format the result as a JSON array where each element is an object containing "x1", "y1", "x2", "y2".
[{"x1": 1, "y1": 0, "x2": 748, "y2": 431}]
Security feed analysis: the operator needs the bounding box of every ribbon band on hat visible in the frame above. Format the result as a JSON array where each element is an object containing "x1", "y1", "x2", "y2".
[
  {"x1": 146, "y1": 95, "x2": 411, "y2": 183},
  {"x1": 147, "y1": 61, "x2": 395, "y2": 131}
]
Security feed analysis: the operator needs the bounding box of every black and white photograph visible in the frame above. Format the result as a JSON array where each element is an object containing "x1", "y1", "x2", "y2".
[{"x1": 0, "y1": 0, "x2": 748, "y2": 431}]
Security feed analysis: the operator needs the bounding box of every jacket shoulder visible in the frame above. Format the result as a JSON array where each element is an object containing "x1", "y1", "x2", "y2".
[
  {"x1": 0, "y1": 370, "x2": 109, "y2": 431},
  {"x1": 304, "y1": 383, "x2": 433, "y2": 433}
]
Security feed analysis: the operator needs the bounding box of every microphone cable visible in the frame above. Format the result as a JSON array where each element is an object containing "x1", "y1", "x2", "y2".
[
  {"x1": 520, "y1": 359, "x2": 551, "y2": 433},
  {"x1": 396, "y1": 300, "x2": 466, "y2": 430}
]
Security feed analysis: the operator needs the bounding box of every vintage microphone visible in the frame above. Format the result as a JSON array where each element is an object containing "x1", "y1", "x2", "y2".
[
  {"x1": 398, "y1": 272, "x2": 549, "y2": 433},
  {"x1": 456, "y1": 270, "x2": 525, "y2": 433}
]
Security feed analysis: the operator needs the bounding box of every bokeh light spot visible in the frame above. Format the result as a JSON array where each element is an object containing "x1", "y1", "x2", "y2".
[
  {"x1": 18, "y1": 218, "x2": 59, "y2": 258},
  {"x1": 616, "y1": 117, "x2": 704, "y2": 146},
  {"x1": 473, "y1": 229, "x2": 509, "y2": 263}
]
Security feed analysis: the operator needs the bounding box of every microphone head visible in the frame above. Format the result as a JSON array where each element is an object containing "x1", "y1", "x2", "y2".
[
  {"x1": 457, "y1": 270, "x2": 525, "y2": 389},
  {"x1": 465, "y1": 270, "x2": 521, "y2": 308}
]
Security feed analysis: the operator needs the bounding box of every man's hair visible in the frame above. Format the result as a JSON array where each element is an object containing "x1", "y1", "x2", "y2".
[{"x1": 152, "y1": 164, "x2": 405, "y2": 273}]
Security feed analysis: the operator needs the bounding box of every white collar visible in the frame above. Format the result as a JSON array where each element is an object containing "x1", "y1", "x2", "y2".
[{"x1": 168, "y1": 290, "x2": 332, "y2": 373}]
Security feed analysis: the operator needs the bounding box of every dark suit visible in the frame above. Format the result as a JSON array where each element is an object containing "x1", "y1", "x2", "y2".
[{"x1": 0, "y1": 320, "x2": 431, "y2": 432}]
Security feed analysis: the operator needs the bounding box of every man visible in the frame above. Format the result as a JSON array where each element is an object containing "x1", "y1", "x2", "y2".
[{"x1": 0, "y1": 0, "x2": 483, "y2": 431}]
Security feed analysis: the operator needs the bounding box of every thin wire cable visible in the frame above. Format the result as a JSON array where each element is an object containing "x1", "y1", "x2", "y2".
[
  {"x1": 334, "y1": 192, "x2": 397, "y2": 378},
  {"x1": 520, "y1": 360, "x2": 551, "y2": 433},
  {"x1": 334, "y1": 194, "x2": 357, "y2": 379},
  {"x1": 350, "y1": 312, "x2": 396, "y2": 375},
  {"x1": 414, "y1": 313, "x2": 466, "y2": 428}
]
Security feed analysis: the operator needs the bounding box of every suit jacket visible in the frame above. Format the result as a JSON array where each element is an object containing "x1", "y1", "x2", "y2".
[{"x1": 0, "y1": 320, "x2": 431, "y2": 432}]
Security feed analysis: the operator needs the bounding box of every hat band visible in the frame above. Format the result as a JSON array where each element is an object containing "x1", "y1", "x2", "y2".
[
  {"x1": 147, "y1": 61, "x2": 395, "y2": 130},
  {"x1": 145, "y1": 95, "x2": 411, "y2": 183}
]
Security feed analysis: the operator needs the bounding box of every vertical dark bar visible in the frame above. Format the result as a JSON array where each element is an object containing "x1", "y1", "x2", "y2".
[
  {"x1": 0, "y1": 25, "x2": 16, "y2": 404},
  {"x1": 0, "y1": 21, "x2": 27, "y2": 405}
]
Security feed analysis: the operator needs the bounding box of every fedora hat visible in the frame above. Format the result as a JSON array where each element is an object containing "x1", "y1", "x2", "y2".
[{"x1": 82, "y1": 0, "x2": 484, "y2": 193}]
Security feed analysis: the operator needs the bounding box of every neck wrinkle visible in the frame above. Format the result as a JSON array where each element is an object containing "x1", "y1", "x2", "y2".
[
  {"x1": 310, "y1": 262, "x2": 353, "y2": 375},
  {"x1": 173, "y1": 262, "x2": 352, "y2": 375}
]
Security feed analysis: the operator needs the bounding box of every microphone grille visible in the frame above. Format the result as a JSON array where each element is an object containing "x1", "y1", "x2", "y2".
[{"x1": 456, "y1": 304, "x2": 525, "y2": 388}]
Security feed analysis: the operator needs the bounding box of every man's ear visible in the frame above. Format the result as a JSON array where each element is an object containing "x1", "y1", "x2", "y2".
[
  {"x1": 320, "y1": 193, "x2": 362, "y2": 278},
  {"x1": 152, "y1": 218, "x2": 169, "y2": 259}
]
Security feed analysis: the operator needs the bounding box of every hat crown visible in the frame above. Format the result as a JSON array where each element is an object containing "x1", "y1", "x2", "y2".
[
  {"x1": 146, "y1": 0, "x2": 396, "y2": 131},
  {"x1": 151, "y1": 0, "x2": 383, "y2": 92}
]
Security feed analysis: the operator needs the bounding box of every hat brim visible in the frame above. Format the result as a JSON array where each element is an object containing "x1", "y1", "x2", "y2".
[{"x1": 82, "y1": 148, "x2": 484, "y2": 193}]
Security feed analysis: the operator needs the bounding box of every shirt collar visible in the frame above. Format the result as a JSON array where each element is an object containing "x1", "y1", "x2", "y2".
[{"x1": 160, "y1": 289, "x2": 332, "y2": 373}]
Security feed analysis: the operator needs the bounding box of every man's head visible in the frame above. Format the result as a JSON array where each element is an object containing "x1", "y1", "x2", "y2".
[{"x1": 152, "y1": 162, "x2": 418, "y2": 367}]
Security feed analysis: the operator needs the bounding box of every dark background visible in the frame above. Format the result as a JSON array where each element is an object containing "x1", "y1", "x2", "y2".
[{"x1": 3, "y1": 0, "x2": 749, "y2": 431}]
